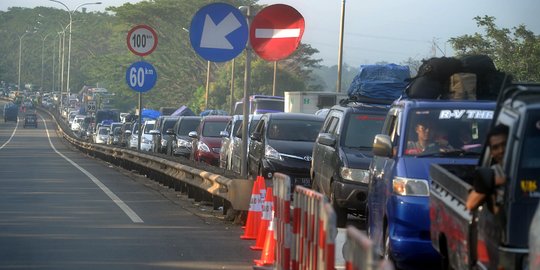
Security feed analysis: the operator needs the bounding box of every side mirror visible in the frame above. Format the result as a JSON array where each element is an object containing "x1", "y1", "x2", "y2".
[
  {"x1": 149, "y1": 129, "x2": 160, "y2": 135},
  {"x1": 317, "y1": 133, "x2": 336, "y2": 147},
  {"x1": 188, "y1": 131, "x2": 198, "y2": 138},
  {"x1": 250, "y1": 132, "x2": 261, "y2": 141},
  {"x1": 220, "y1": 130, "x2": 229, "y2": 137},
  {"x1": 165, "y1": 128, "x2": 175, "y2": 135},
  {"x1": 372, "y1": 134, "x2": 393, "y2": 157}
]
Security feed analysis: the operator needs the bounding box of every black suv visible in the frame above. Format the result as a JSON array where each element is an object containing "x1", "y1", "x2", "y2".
[
  {"x1": 248, "y1": 113, "x2": 323, "y2": 187},
  {"x1": 168, "y1": 116, "x2": 202, "y2": 157},
  {"x1": 152, "y1": 116, "x2": 179, "y2": 153},
  {"x1": 310, "y1": 97, "x2": 391, "y2": 226}
]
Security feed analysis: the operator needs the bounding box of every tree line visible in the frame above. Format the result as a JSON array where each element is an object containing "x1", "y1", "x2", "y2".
[{"x1": 0, "y1": 0, "x2": 537, "y2": 113}]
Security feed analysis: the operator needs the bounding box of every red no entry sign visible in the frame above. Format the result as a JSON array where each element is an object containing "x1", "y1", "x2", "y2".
[{"x1": 250, "y1": 4, "x2": 305, "y2": 61}]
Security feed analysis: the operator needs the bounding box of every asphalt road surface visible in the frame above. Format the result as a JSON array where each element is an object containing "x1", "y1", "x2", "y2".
[{"x1": 0, "y1": 104, "x2": 257, "y2": 269}]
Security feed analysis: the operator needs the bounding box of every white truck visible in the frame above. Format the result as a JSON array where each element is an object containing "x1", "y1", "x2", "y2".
[{"x1": 284, "y1": 91, "x2": 348, "y2": 114}]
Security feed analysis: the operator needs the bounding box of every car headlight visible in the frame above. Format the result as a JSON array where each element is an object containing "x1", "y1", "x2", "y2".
[
  {"x1": 178, "y1": 139, "x2": 190, "y2": 147},
  {"x1": 161, "y1": 139, "x2": 167, "y2": 146},
  {"x1": 340, "y1": 167, "x2": 370, "y2": 183},
  {"x1": 265, "y1": 145, "x2": 283, "y2": 161},
  {"x1": 99, "y1": 135, "x2": 107, "y2": 140},
  {"x1": 392, "y1": 177, "x2": 429, "y2": 196},
  {"x1": 198, "y1": 142, "x2": 210, "y2": 152}
]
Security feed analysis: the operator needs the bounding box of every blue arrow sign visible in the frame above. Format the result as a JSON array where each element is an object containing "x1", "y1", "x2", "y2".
[
  {"x1": 189, "y1": 3, "x2": 248, "y2": 62},
  {"x1": 125, "y1": 61, "x2": 157, "y2": 93}
]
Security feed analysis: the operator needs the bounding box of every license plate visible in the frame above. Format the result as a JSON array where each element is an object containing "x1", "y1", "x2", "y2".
[{"x1": 294, "y1": 177, "x2": 311, "y2": 187}]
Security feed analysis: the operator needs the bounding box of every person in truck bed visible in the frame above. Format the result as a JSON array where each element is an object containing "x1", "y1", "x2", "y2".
[{"x1": 466, "y1": 124, "x2": 509, "y2": 211}]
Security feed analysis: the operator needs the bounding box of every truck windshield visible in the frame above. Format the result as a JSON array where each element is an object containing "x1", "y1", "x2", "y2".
[
  {"x1": 404, "y1": 109, "x2": 493, "y2": 156},
  {"x1": 343, "y1": 113, "x2": 386, "y2": 148}
]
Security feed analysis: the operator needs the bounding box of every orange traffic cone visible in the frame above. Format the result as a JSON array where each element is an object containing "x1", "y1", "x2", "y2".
[
  {"x1": 254, "y1": 209, "x2": 275, "y2": 266},
  {"x1": 251, "y1": 186, "x2": 273, "y2": 250},
  {"x1": 241, "y1": 176, "x2": 264, "y2": 240}
]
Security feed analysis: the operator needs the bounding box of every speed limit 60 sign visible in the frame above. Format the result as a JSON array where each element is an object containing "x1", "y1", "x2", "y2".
[
  {"x1": 126, "y1": 61, "x2": 157, "y2": 93},
  {"x1": 127, "y1": 25, "x2": 158, "y2": 56}
]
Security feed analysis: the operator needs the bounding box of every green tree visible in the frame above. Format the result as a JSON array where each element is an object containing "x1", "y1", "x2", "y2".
[{"x1": 449, "y1": 15, "x2": 540, "y2": 82}]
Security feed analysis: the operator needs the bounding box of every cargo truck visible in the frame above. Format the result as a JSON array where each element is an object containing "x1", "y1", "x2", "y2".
[{"x1": 429, "y1": 84, "x2": 540, "y2": 270}]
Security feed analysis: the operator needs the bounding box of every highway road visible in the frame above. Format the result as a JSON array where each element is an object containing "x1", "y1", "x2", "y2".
[{"x1": 0, "y1": 104, "x2": 257, "y2": 269}]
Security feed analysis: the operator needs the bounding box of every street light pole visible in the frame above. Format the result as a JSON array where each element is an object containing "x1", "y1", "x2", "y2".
[
  {"x1": 40, "y1": 33, "x2": 52, "y2": 91},
  {"x1": 49, "y1": 0, "x2": 102, "y2": 101},
  {"x1": 336, "y1": 0, "x2": 346, "y2": 93},
  {"x1": 18, "y1": 31, "x2": 33, "y2": 91}
]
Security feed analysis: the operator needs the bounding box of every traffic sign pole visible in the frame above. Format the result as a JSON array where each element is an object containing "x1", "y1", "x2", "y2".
[
  {"x1": 126, "y1": 25, "x2": 158, "y2": 151},
  {"x1": 240, "y1": 5, "x2": 252, "y2": 178}
]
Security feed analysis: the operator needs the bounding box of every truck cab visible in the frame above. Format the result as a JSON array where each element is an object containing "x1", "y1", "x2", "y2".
[
  {"x1": 429, "y1": 84, "x2": 540, "y2": 270},
  {"x1": 367, "y1": 98, "x2": 496, "y2": 269}
]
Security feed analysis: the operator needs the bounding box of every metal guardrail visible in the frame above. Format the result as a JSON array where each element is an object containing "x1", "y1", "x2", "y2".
[{"x1": 39, "y1": 106, "x2": 254, "y2": 217}]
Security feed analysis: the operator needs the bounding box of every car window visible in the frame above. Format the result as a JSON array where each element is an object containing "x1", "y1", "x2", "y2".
[
  {"x1": 342, "y1": 114, "x2": 386, "y2": 148},
  {"x1": 202, "y1": 121, "x2": 228, "y2": 137},
  {"x1": 267, "y1": 119, "x2": 323, "y2": 141},
  {"x1": 232, "y1": 120, "x2": 242, "y2": 137}
]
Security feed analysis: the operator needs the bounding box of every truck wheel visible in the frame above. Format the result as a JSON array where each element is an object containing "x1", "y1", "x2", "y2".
[{"x1": 330, "y1": 185, "x2": 347, "y2": 227}]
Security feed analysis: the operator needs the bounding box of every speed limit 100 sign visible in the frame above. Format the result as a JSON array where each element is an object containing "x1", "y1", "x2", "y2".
[{"x1": 127, "y1": 25, "x2": 158, "y2": 56}]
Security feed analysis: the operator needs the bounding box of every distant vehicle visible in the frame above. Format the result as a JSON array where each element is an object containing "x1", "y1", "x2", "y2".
[
  {"x1": 128, "y1": 122, "x2": 140, "y2": 149},
  {"x1": 95, "y1": 109, "x2": 120, "y2": 132},
  {"x1": 94, "y1": 126, "x2": 110, "y2": 144},
  {"x1": 247, "y1": 113, "x2": 324, "y2": 188},
  {"x1": 189, "y1": 116, "x2": 231, "y2": 166},
  {"x1": 233, "y1": 95, "x2": 284, "y2": 115},
  {"x1": 3, "y1": 103, "x2": 18, "y2": 122},
  {"x1": 140, "y1": 120, "x2": 156, "y2": 151},
  {"x1": 229, "y1": 114, "x2": 261, "y2": 174},
  {"x1": 107, "y1": 122, "x2": 123, "y2": 145},
  {"x1": 151, "y1": 116, "x2": 179, "y2": 154},
  {"x1": 285, "y1": 91, "x2": 348, "y2": 114},
  {"x1": 119, "y1": 122, "x2": 133, "y2": 147},
  {"x1": 23, "y1": 113, "x2": 38, "y2": 128},
  {"x1": 219, "y1": 115, "x2": 244, "y2": 170},
  {"x1": 169, "y1": 116, "x2": 202, "y2": 157}
]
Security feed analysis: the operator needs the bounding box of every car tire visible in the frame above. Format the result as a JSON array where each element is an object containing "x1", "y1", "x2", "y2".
[{"x1": 331, "y1": 183, "x2": 347, "y2": 228}]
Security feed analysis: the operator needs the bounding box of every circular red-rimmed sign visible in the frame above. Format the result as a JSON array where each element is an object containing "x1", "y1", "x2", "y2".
[
  {"x1": 250, "y1": 4, "x2": 305, "y2": 61},
  {"x1": 127, "y1": 25, "x2": 158, "y2": 56}
]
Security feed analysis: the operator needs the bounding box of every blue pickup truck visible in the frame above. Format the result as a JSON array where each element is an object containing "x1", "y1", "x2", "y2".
[{"x1": 367, "y1": 98, "x2": 496, "y2": 269}]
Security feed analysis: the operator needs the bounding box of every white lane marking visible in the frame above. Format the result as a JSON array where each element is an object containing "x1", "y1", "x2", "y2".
[
  {"x1": 40, "y1": 114, "x2": 144, "y2": 223},
  {"x1": 0, "y1": 117, "x2": 19, "y2": 150},
  {"x1": 255, "y1": 28, "x2": 301, "y2": 39}
]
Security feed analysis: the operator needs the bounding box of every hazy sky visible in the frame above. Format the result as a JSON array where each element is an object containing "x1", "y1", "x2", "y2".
[{"x1": 3, "y1": 0, "x2": 540, "y2": 67}]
